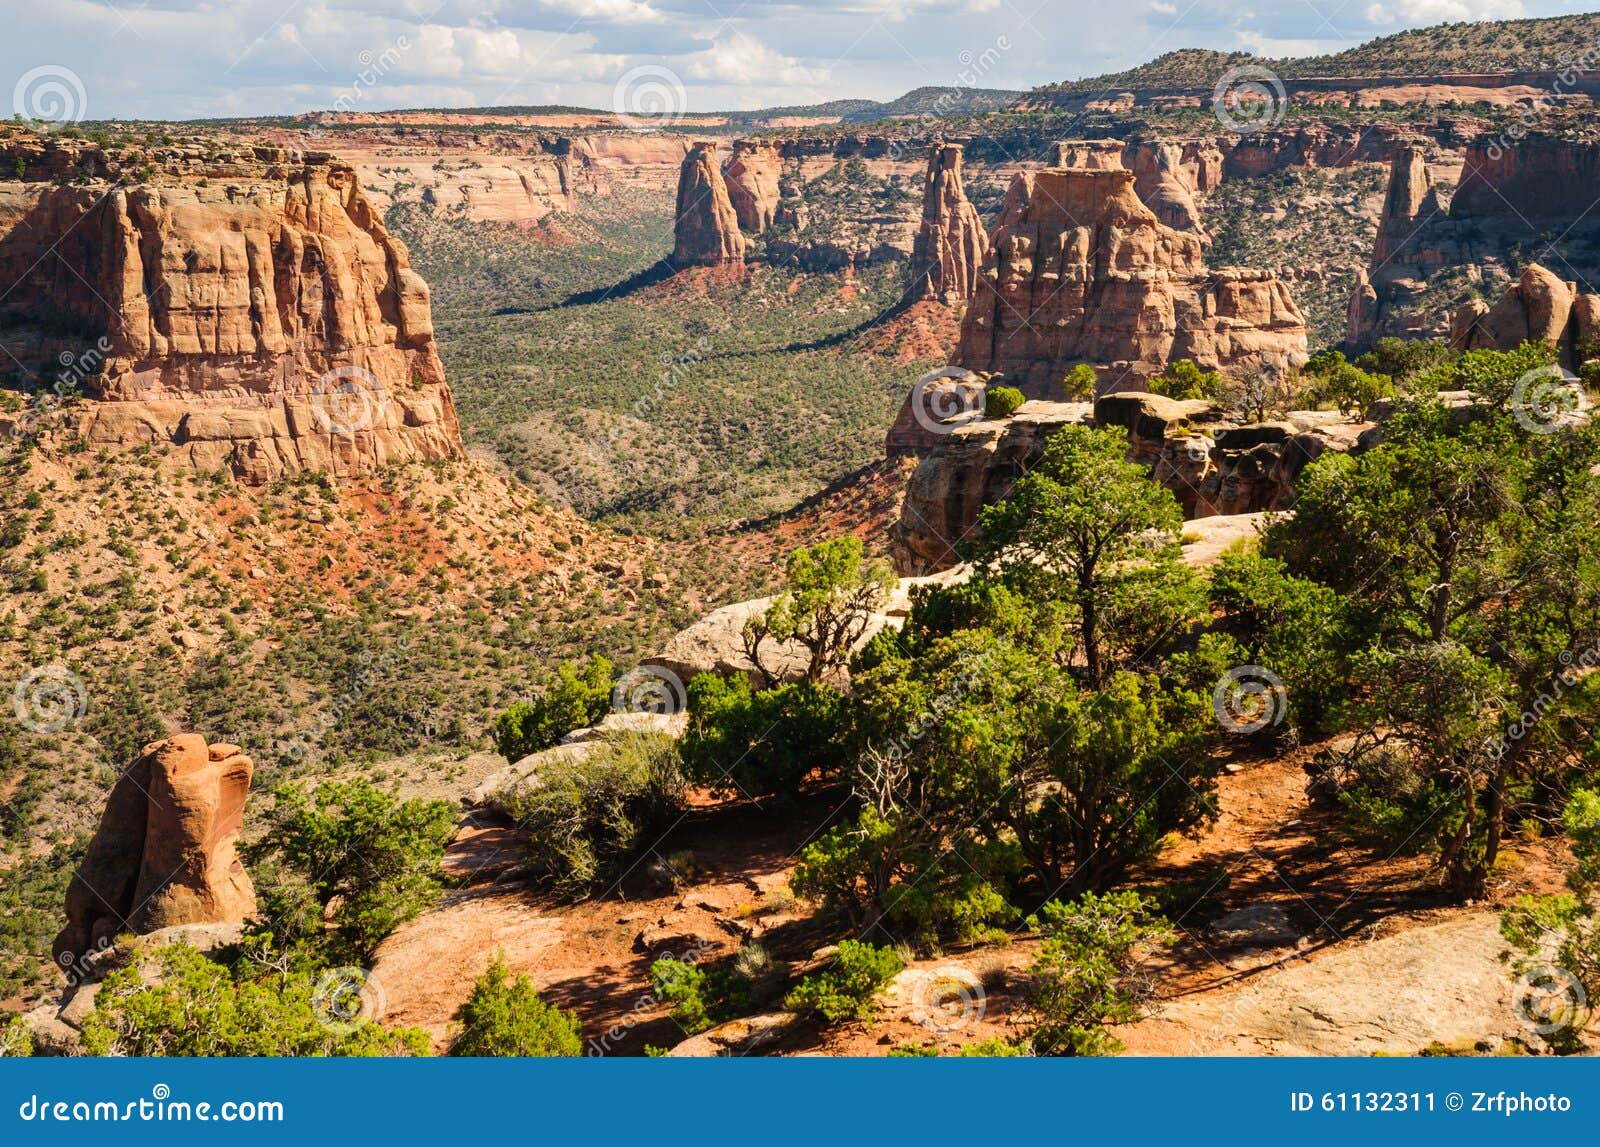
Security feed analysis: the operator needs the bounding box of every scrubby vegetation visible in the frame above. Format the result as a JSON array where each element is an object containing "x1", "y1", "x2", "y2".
[{"x1": 449, "y1": 955, "x2": 583, "y2": 1056}]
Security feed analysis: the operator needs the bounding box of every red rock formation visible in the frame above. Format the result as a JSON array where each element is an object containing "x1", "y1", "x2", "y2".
[
  {"x1": 955, "y1": 167, "x2": 1307, "y2": 393},
  {"x1": 1124, "y1": 139, "x2": 1212, "y2": 234},
  {"x1": 908, "y1": 144, "x2": 989, "y2": 304},
  {"x1": 673, "y1": 142, "x2": 747, "y2": 268},
  {"x1": 1449, "y1": 262, "x2": 1600, "y2": 366},
  {"x1": 54, "y1": 735, "x2": 256, "y2": 967},
  {"x1": 724, "y1": 140, "x2": 782, "y2": 234},
  {"x1": 0, "y1": 133, "x2": 463, "y2": 485}
]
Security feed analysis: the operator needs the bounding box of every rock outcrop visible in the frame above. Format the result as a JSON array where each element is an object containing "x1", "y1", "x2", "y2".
[
  {"x1": 890, "y1": 395, "x2": 1368, "y2": 575},
  {"x1": 0, "y1": 132, "x2": 463, "y2": 485},
  {"x1": 908, "y1": 144, "x2": 989, "y2": 304},
  {"x1": 954, "y1": 167, "x2": 1307, "y2": 394},
  {"x1": 1449, "y1": 262, "x2": 1600, "y2": 366},
  {"x1": 53, "y1": 735, "x2": 256, "y2": 969},
  {"x1": 724, "y1": 140, "x2": 782, "y2": 234},
  {"x1": 672, "y1": 141, "x2": 747, "y2": 268}
]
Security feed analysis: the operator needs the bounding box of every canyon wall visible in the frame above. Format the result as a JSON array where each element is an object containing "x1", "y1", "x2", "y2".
[
  {"x1": 1347, "y1": 132, "x2": 1600, "y2": 350},
  {"x1": 0, "y1": 134, "x2": 463, "y2": 485},
  {"x1": 724, "y1": 139, "x2": 783, "y2": 234}
]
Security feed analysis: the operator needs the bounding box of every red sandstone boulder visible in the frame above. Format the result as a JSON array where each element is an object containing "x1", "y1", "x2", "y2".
[{"x1": 53, "y1": 735, "x2": 256, "y2": 969}]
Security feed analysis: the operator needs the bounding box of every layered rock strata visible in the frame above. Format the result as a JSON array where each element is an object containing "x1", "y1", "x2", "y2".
[
  {"x1": 0, "y1": 133, "x2": 463, "y2": 484},
  {"x1": 672, "y1": 141, "x2": 747, "y2": 268},
  {"x1": 890, "y1": 394, "x2": 1369, "y2": 575},
  {"x1": 954, "y1": 167, "x2": 1307, "y2": 393},
  {"x1": 724, "y1": 139, "x2": 783, "y2": 234}
]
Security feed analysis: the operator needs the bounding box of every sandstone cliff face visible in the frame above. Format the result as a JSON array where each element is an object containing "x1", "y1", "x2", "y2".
[
  {"x1": 1449, "y1": 262, "x2": 1600, "y2": 366},
  {"x1": 0, "y1": 134, "x2": 463, "y2": 485},
  {"x1": 673, "y1": 142, "x2": 747, "y2": 268},
  {"x1": 1346, "y1": 132, "x2": 1600, "y2": 350},
  {"x1": 724, "y1": 140, "x2": 782, "y2": 234},
  {"x1": 954, "y1": 168, "x2": 1307, "y2": 393},
  {"x1": 908, "y1": 144, "x2": 989, "y2": 304},
  {"x1": 54, "y1": 735, "x2": 256, "y2": 968}
]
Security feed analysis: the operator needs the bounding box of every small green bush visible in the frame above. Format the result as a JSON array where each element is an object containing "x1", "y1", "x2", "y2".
[
  {"x1": 783, "y1": 940, "x2": 904, "y2": 1025},
  {"x1": 959, "y1": 1037, "x2": 1027, "y2": 1057},
  {"x1": 1146, "y1": 359, "x2": 1219, "y2": 401},
  {"x1": 1062, "y1": 364, "x2": 1098, "y2": 399},
  {"x1": 650, "y1": 957, "x2": 753, "y2": 1035},
  {"x1": 493, "y1": 653, "x2": 613, "y2": 761},
  {"x1": 984, "y1": 386, "x2": 1025, "y2": 419},
  {"x1": 450, "y1": 955, "x2": 582, "y2": 1056}
]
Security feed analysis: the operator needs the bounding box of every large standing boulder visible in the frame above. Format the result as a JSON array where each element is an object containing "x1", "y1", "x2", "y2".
[{"x1": 53, "y1": 735, "x2": 256, "y2": 969}]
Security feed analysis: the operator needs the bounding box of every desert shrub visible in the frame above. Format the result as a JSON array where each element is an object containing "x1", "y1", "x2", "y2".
[
  {"x1": 791, "y1": 808, "x2": 1019, "y2": 949},
  {"x1": 783, "y1": 940, "x2": 904, "y2": 1025},
  {"x1": 251, "y1": 779, "x2": 456, "y2": 960},
  {"x1": 984, "y1": 385, "x2": 1024, "y2": 419},
  {"x1": 1355, "y1": 336, "x2": 1455, "y2": 383},
  {"x1": 80, "y1": 944, "x2": 431, "y2": 1057},
  {"x1": 449, "y1": 955, "x2": 582, "y2": 1057},
  {"x1": 1146, "y1": 359, "x2": 1219, "y2": 401},
  {"x1": 493, "y1": 653, "x2": 614, "y2": 761},
  {"x1": 650, "y1": 956, "x2": 753, "y2": 1035},
  {"x1": 494, "y1": 731, "x2": 685, "y2": 898},
  {"x1": 1328, "y1": 746, "x2": 1450, "y2": 851},
  {"x1": 1206, "y1": 548, "x2": 1351, "y2": 733},
  {"x1": 1501, "y1": 789, "x2": 1600, "y2": 1051},
  {"x1": 1299, "y1": 349, "x2": 1394, "y2": 415},
  {"x1": 0, "y1": 1014, "x2": 31, "y2": 1057},
  {"x1": 679, "y1": 673, "x2": 855, "y2": 798},
  {"x1": 1023, "y1": 891, "x2": 1172, "y2": 1057},
  {"x1": 742, "y1": 536, "x2": 895, "y2": 685},
  {"x1": 959, "y1": 1037, "x2": 1027, "y2": 1056},
  {"x1": 1062, "y1": 363, "x2": 1098, "y2": 399}
]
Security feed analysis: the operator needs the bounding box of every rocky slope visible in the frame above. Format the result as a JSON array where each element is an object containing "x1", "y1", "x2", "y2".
[{"x1": 0, "y1": 131, "x2": 462, "y2": 485}]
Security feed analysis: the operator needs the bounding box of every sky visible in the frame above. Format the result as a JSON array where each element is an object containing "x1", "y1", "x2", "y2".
[{"x1": 0, "y1": 0, "x2": 1591, "y2": 122}]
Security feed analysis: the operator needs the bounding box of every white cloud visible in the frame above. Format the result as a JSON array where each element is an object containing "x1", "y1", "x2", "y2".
[
  {"x1": 682, "y1": 33, "x2": 828, "y2": 88},
  {"x1": 1364, "y1": 0, "x2": 1526, "y2": 25},
  {"x1": 1149, "y1": 2, "x2": 1179, "y2": 15}
]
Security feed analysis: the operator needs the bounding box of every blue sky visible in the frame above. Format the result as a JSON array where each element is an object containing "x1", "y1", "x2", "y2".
[{"x1": 2, "y1": 0, "x2": 1591, "y2": 121}]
